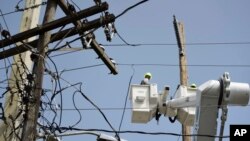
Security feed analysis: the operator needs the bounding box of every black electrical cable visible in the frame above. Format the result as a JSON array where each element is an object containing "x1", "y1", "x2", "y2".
[
  {"x1": 50, "y1": 127, "x2": 230, "y2": 138},
  {"x1": 47, "y1": 70, "x2": 59, "y2": 126},
  {"x1": 0, "y1": 10, "x2": 28, "y2": 99},
  {"x1": 8, "y1": 116, "x2": 22, "y2": 141},
  {"x1": 58, "y1": 77, "x2": 120, "y2": 141},
  {"x1": 71, "y1": 89, "x2": 83, "y2": 127},
  {"x1": 117, "y1": 63, "x2": 250, "y2": 68},
  {"x1": 102, "y1": 42, "x2": 250, "y2": 47},
  {"x1": 60, "y1": 64, "x2": 105, "y2": 74},
  {"x1": 78, "y1": 90, "x2": 120, "y2": 140},
  {"x1": 43, "y1": 103, "x2": 250, "y2": 111},
  {"x1": 44, "y1": 64, "x2": 60, "y2": 129},
  {"x1": 115, "y1": 27, "x2": 138, "y2": 47},
  {"x1": 0, "y1": 10, "x2": 11, "y2": 32},
  {"x1": 115, "y1": 0, "x2": 149, "y2": 20},
  {"x1": 0, "y1": 1, "x2": 47, "y2": 17},
  {"x1": 49, "y1": 63, "x2": 250, "y2": 76},
  {"x1": 15, "y1": 0, "x2": 23, "y2": 11},
  {"x1": 118, "y1": 65, "x2": 134, "y2": 133},
  {"x1": 47, "y1": 55, "x2": 64, "y2": 127},
  {"x1": 46, "y1": 25, "x2": 73, "y2": 55},
  {"x1": 47, "y1": 28, "x2": 97, "y2": 55},
  {"x1": 50, "y1": 50, "x2": 81, "y2": 58}
]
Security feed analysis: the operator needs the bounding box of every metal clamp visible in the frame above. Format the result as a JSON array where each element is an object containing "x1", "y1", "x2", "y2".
[
  {"x1": 222, "y1": 72, "x2": 230, "y2": 102},
  {"x1": 218, "y1": 72, "x2": 231, "y2": 108}
]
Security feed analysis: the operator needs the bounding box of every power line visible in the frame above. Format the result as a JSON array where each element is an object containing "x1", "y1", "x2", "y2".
[
  {"x1": 55, "y1": 128, "x2": 230, "y2": 138},
  {"x1": 0, "y1": 1, "x2": 47, "y2": 17},
  {"x1": 118, "y1": 65, "x2": 135, "y2": 133},
  {"x1": 57, "y1": 76, "x2": 120, "y2": 140},
  {"x1": 59, "y1": 64, "x2": 105, "y2": 74},
  {"x1": 102, "y1": 42, "x2": 250, "y2": 47},
  {"x1": 48, "y1": 63, "x2": 250, "y2": 74},
  {"x1": 117, "y1": 63, "x2": 250, "y2": 68},
  {"x1": 47, "y1": 40, "x2": 250, "y2": 58},
  {"x1": 115, "y1": 0, "x2": 149, "y2": 20},
  {"x1": 45, "y1": 104, "x2": 250, "y2": 111}
]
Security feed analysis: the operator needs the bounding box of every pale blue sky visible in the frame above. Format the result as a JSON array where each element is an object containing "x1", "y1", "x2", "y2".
[{"x1": 1, "y1": 0, "x2": 250, "y2": 141}]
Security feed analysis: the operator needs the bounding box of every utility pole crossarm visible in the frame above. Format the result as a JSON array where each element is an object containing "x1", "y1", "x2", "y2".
[
  {"x1": 0, "y1": 14, "x2": 115, "y2": 59},
  {"x1": 57, "y1": 0, "x2": 118, "y2": 75},
  {"x1": 0, "y1": 2, "x2": 108, "y2": 49}
]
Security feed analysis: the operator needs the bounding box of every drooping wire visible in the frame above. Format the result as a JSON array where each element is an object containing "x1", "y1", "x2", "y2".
[
  {"x1": 39, "y1": 103, "x2": 250, "y2": 111},
  {"x1": 58, "y1": 77, "x2": 121, "y2": 140},
  {"x1": 118, "y1": 65, "x2": 135, "y2": 132},
  {"x1": 50, "y1": 127, "x2": 230, "y2": 138},
  {"x1": 112, "y1": 0, "x2": 150, "y2": 47},
  {"x1": 115, "y1": 0, "x2": 149, "y2": 20},
  {"x1": 15, "y1": 0, "x2": 24, "y2": 10},
  {"x1": 114, "y1": 25, "x2": 139, "y2": 47},
  {"x1": 46, "y1": 55, "x2": 64, "y2": 127},
  {"x1": 71, "y1": 84, "x2": 83, "y2": 128}
]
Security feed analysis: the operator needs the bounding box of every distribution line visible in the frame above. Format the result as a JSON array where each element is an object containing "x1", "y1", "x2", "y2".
[
  {"x1": 44, "y1": 104, "x2": 250, "y2": 111},
  {"x1": 0, "y1": 1, "x2": 47, "y2": 17},
  {"x1": 43, "y1": 63, "x2": 250, "y2": 74},
  {"x1": 57, "y1": 76, "x2": 120, "y2": 140},
  {"x1": 55, "y1": 127, "x2": 230, "y2": 138},
  {"x1": 48, "y1": 41, "x2": 250, "y2": 57},
  {"x1": 102, "y1": 42, "x2": 250, "y2": 47},
  {"x1": 118, "y1": 65, "x2": 135, "y2": 133}
]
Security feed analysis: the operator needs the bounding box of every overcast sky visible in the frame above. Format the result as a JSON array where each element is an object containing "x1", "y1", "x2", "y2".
[{"x1": 1, "y1": 0, "x2": 250, "y2": 141}]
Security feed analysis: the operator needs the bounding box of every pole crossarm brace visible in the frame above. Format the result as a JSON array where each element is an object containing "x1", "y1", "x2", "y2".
[
  {"x1": 0, "y1": 2, "x2": 108, "y2": 48},
  {"x1": 0, "y1": 14, "x2": 115, "y2": 59},
  {"x1": 57, "y1": 0, "x2": 118, "y2": 75}
]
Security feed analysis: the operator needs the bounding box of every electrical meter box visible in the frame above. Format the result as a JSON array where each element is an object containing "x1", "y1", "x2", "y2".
[{"x1": 130, "y1": 84, "x2": 158, "y2": 123}]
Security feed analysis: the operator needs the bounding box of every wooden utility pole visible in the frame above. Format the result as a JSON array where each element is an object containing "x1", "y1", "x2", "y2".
[
  {"x1": 21, "y1": 0, "x2": 57, "y2": 140},
  {"x1": 0, "y1": 0, "x2": 41, "y2": 140},
  {"x1": 1, "y1": 1, "x2": 117, "y2": 140},
  {"x1": 173, "y1": 16, "x2": 191, "y2": 141}
]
